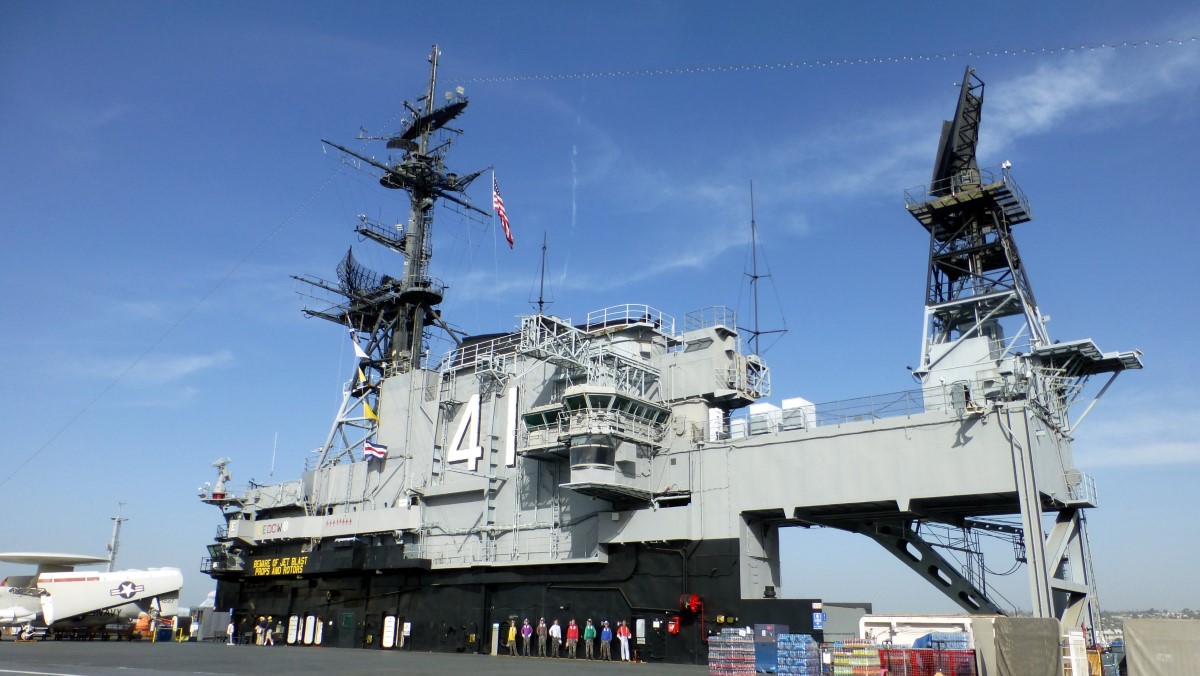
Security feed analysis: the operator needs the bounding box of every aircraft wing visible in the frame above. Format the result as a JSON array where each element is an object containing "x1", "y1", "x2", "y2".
[
  {"x1": 39, "y1": 568, "x2": 183, "y2": 625},
  {"x1": 0, "y1": 552, "x2": 109, "y2": 574}
]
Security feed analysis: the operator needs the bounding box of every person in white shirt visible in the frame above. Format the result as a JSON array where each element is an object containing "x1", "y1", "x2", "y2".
[{"x1": 548, "y1": 619, "x2": 562, "y2": 657}]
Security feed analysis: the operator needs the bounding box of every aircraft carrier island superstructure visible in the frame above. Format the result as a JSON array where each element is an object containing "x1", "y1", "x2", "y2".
[{"x1": 199, "y1": 50, "x2": 1141, "y2": 662}]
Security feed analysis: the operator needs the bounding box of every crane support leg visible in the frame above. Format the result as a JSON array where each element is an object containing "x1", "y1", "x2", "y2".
[{"x1": 1045, "y1": 508, "x2": 1095, "y2": 630}]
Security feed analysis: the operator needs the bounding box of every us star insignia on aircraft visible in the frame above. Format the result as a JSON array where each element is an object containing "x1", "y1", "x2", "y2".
[{"x1": 110, "y1": 581, "x2": 144, "y2": 599}]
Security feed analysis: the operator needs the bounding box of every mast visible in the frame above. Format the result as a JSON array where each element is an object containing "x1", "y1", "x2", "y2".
[
  {"x1": 293, "y1": 45, "x2": 488, "y2": 469},
  {"x1": 739, "y1": 181, "x2": 785, "y2": 356},
  {"x1": 106, "y1": 502, "x2": 126, "y2": 572},
  {"x1": 393, "y1": 44, "x2": 444, "y2": 369},
  {"x1": 535, "y1": 231, "x2": 551, "y2": 315},
  {"x1": 750, "y1": 183, "x2": 761, "y2": 355}
]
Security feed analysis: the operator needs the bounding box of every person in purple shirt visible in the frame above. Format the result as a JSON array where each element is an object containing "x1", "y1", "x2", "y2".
[{"x1": 520, "y1": 618, "x2": 533, "y2": 656}]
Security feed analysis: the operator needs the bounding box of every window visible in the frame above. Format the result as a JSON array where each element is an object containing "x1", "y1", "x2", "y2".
[
  {"x1": 589, "y1": 394, "x2": 614, "y2": 409},
  {"x1": 570, "y1": 444, "x2": 615, "y2": 467}
]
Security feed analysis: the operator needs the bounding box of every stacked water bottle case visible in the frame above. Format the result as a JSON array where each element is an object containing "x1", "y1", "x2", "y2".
[{"x1": 775, "y1": 633, "x2": 821, "y2": 675}]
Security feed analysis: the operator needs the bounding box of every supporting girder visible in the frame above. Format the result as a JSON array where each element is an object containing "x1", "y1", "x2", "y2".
[
  {"x1": 1044, "y1": 508, "x2": 1095, "y2": 630},
  {"x1": 852, "y1": 519, "x2": 1005, "y2": 615}
]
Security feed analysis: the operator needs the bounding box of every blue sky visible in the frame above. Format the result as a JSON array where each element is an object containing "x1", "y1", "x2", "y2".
[{"x1": 3, "y1": 2, "x2": 1198, "y2": 615}]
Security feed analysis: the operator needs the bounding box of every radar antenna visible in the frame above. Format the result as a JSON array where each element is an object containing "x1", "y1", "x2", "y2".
[
  {"x1": 903, "y1": 66, "x2": 1142, "y2": 638},
  {"x1": 908, "y1": 67, "x2": 1045, "y2": 372}
]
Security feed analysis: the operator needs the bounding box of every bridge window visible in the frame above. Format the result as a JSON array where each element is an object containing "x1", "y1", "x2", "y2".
[{"x1": 588, "y1": 394, "x2": 614, "y2": 409}]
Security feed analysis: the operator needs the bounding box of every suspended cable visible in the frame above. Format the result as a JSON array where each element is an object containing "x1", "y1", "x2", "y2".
[{"x1": 449, "y1": 36, "x2": 1200, "y2": 84}]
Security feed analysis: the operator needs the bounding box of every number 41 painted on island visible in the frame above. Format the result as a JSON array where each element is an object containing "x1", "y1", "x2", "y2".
[{"x1": 445, "y1": 387, "x2": 518, "y2": 471}]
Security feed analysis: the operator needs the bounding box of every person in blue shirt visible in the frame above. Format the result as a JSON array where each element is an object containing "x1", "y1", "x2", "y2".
[{"x1": 599, "y1": 620, "x2": 613, "y2": 660}]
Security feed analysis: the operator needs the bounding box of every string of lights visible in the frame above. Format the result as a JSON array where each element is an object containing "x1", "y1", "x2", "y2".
[{"x1": 449, "y1": 35, "x2": 1200, "y2": 84}]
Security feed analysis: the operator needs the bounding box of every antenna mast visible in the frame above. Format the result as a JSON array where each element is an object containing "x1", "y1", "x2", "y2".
[
  {"x1": 739, "y1": 181, "x2": 786, "y2": 356},
  {"x1": 534, "y1": 231, "x2": 552, "y2": 315},
  {"x1": 106, "y1": 502, "x2": 127, "y2": 572}
]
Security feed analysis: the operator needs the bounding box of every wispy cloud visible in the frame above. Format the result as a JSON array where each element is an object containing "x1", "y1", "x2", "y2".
[
  {"x1": 452, "y1": 40, "x2": 1200, "y2": 302},
  {"x1": 130, "y1": 350, "x2": 234, "y2": 385},
  {"x1": 985, "y1": 51, "x2": 1195, "y2": 151},
  {"x1": 1074, "y1": 391, "x2": 1200, "y2": 467},
  {"x1": 74, "y1": 349, "x2": 234, "y2": 387},
  {"x1": 752, "y1": 44, "x2": 1200, "y2": 204}
]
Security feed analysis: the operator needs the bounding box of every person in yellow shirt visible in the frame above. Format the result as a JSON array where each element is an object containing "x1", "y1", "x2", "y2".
[{"x1": 507, "y1": 622, "x2": 518, "y2": 656}]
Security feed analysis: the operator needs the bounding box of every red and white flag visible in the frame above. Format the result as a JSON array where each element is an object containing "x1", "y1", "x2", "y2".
[
  {"x1": 363, "y1": 441, "x2": 387, "y2": 460},
  {"x1": 492, "y1": 173, "x2": 514, "y2": 249}
]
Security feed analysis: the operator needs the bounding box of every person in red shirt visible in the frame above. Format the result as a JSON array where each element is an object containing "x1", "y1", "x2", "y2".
[
  {"x1": 565, "y1": 619, "x2": 580, "y2": 658},
  {"x1": 616, "y1": 620, "x2": 632, "y2": 661}
]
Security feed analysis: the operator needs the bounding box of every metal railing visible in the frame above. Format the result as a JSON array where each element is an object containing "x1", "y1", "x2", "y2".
[
  {"x1": 812, "y1": 389, "x2": 929, "y2": 426},
  {"x1": 522, "y1": 408, "x2": 667, "y2": 449},
  {"x1": 722, "y1": 384, "x2": 977, "y2": 438},
  {"x1": 436, "y1": 332, "x2": 521, "y2": 372},
  {"x1": 584, "y1": 304, "x2": 675, "y2": 335},
  {"x1": 684, "y1": 306, "x2": 736, "y2": 333},
  {"x1": 568, "y1": 409, "x2": 668, "y2": 443},
  {"x1": 1064, "y1": 471, "x2": 1098, "y2": 506},
  {"x1": 904, "y1": 164, "x2": 1028, "y2": 216}
]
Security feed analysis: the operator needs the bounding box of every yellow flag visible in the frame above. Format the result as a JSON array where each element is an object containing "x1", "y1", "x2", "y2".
[
  {"x1": 364, "y1": 401, "x2": 379, "y2": 421},
  {"x1": 357, "y1": 368, "x2": 367, "y2": 384}
]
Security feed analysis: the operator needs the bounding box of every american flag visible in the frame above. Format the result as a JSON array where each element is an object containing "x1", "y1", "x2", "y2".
[
  {"x1": 363, "y1": 441, "x2": 387, "y2": 460},
  {"x1": 492, "y1": 174, "x2": 514, "y2": 249}
]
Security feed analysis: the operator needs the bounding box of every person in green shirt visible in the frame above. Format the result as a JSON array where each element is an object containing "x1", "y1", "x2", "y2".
[{"x1": 582, "y1": 618, "x2": 597, "y2": 659}]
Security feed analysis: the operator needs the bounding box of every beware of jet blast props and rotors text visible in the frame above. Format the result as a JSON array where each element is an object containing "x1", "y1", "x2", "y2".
[{"x1": 199, "y1": 51, "x2": 1141, "y2": 659}]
